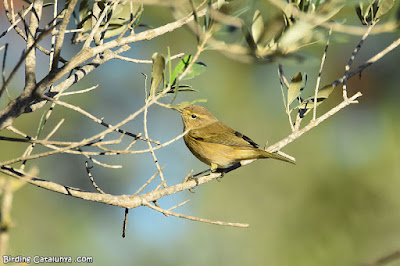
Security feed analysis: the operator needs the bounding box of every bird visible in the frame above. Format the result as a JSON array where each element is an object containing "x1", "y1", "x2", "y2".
[{"x1": 178, "y1": 105, "x2": 295, "y2": 175}]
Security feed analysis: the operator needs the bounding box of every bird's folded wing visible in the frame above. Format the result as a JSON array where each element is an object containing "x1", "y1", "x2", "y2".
[{"x1": 188, "y1": 122, "x2": 259, "y2": 148}]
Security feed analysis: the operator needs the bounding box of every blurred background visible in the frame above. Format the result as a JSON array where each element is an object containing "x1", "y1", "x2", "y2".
[{"x1": 1, "y1": 1, "x2": 400, "y2": 265}]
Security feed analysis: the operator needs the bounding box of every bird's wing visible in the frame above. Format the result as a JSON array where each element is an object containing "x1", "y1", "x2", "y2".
[{"x1": 188, "y1": 122, "x2": 259, "y2": 148}]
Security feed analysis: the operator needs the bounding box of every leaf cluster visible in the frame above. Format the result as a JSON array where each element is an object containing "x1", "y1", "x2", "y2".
[{"x1": 283, "y1": 72, "x2": 334, "y2": 119}]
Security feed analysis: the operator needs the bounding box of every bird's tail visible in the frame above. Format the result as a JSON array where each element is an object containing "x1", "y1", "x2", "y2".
[{"x1": 260, "y1": 150, "x2": 296, "y2": 164}]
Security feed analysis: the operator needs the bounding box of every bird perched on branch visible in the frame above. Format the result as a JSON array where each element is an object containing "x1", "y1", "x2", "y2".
[{"x1": 178, "y1": 105, "x2": 295, "y2": 176}]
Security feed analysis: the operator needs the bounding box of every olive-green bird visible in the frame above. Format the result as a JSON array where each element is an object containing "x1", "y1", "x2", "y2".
[{"x1": 179, "y1": 105, "x2": 295, "y2": 174}]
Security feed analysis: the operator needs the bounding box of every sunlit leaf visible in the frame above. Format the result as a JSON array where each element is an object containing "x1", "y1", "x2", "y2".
[
  {"x1": 376, "y1": 0, "x2": 395, "y2": 19},
  {"x1": 252, "y1": 10, "x2": 264, "y2": 44},
  {"x1": 317, "y1": 84, "x2": 335, "y2": 99}
]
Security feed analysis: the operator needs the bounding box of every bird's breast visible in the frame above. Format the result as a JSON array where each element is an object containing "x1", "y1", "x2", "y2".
[{"x1": 184, "y1": 135, "x2": 260, "y2": 168}]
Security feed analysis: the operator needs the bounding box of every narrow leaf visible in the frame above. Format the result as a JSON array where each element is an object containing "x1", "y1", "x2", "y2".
[
  {"x1": 171, "y1": 99, "x2": 208, "y2": 110},
  {"x1": 376, "y1": 0, "x2": 395, "y2": 19},
  {"x1": 36, "y1": 111, "x2": 48, "y2": 137},
  {"x1": 252, "y1": 10, "x2": 264, "y2": 44},
  {"x1": 317, "y1": 84, "x2": 334, "y2": 99},
  {"x1": 287, "y1": 72, "x2": 302, "y2": 105},
  {"x1": 150, "y1": 53, "x2": 165, "y2": 97}
]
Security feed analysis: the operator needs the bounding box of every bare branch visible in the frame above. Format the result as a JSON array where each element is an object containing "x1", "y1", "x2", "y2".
[
  {"x1": 85, "y1": 161, "x2": 105, "y2": 194},
  {"x1": 342, "y1": 25, "x2": 374, "y2": 100},
  {"x1": 115, "y1": 52, "x2": 185, "y2": 64},
  {"x1": 42, "y1": 95, "x2": 159, "y2": 144},
  {"x1": 312, "y1": 28, "x2": 332, "y2": 120},
  {"x1": 0, "y1": 165, "x2": 222, "y2": 210},
  {"x1": 24, "y1": 0, "x2": 43, "y2": 93},
  {"x1": 332, "y1": 36, "x2": 400, "y2": 87},
  {"x1": 0, "y1": 2, "x2": 213, "y2": 130}
]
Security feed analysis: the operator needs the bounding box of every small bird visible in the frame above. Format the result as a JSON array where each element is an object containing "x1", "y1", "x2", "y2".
[{"x1": 178, "y1": 105, "x2": 295, "y2": 175}]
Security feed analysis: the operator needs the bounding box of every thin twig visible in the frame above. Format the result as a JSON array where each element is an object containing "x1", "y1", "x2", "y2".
[
  {"x1": 0, "y1": 178, "x2": 14, "y2": 255},
  {"x1": 278, "y1": 65, "x2": 295, "y2": 132},
  {"x1": 59, "y1": 85, "x2": 98, "y2": 96},
  {"x1": 115, "y1": 53, "x2": 185, "y2": 64},
  {"x1": 0, "y1": 130, "x2": 188, "y2": 159},
  {"x1": 42, "y1": 95, "x2": 159, "y2": 144},
  {"x1": 85, "y1": 161, "x2": 105, "y2": 194},
  {"x1": 143, "y1": 103, "x2": 167, "y2": 188},
  {"x1": 44, "y1": 119, "x2": 64, "y2": 141},
  {"x1": 342, "y1": 24, "x2": 374, "y2": 100},
  {"x1": 312, "y1": 28, "x2": 332, "y2": 121},
  {"x1": 183, "y1": 170, "x2": 194, "y2": 183},
  {"x1": 143, "y1": 201, "x2": 249, "y2": 228},
  {"x1": 122, "y1": 208, "x2": 129, "y2": 238},
  {"x1": 168, "y1": 199, "x2": 190, "y2": 211},
  {"x1": 133, "y1": 166, "x2": 165, "y2": 196},
  {"x1": 49, "y1": 0, "x2": 58, "y2": 70}
]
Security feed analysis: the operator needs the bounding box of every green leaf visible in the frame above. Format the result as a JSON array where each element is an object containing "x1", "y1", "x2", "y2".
[
  {"x1": 171, "y1": 99, "x2": 208, "y2": 111},
  {"x1": 170, "y1": 55, "x2": 206, "y2": 83},
  {"x1": 376, "y1": 0, "x2": 395, "y2": 19},
  {"x1": 287, "y1": 72, "x2": 302, "y2": 106}
]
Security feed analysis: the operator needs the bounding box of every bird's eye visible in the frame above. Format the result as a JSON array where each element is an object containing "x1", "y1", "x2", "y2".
[{"x1": 191, "y1": 114, "x2": 197, "y2": 119}]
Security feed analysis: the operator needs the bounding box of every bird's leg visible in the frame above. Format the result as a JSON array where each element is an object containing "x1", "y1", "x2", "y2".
[
  {"x1": 190, "y1": 168, "x2": 212, "y2": 178},
  {"x1": 210, "y1": 163, "x2": 225, "y2": 181},
  {"x1": 217, "y1": 162, "x2": 242, "y2": 175},
  {"x1": 189, "y1": 162, "x2": 242, "y2": 183}
]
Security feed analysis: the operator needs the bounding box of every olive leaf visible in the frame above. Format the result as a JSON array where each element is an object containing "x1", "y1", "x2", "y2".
[
  {"x1": 36, "y1": 111, "x2": 48, "y2": 137},
  {"x1": 316, "y1": 84, "x2": 335, "y2": 99},
  {"x1": 287, "y1": 72, "x2": 303, "y2": 106},
  {"x1": 252, "y1": 10, "x2": 264, "y2": 44},
  {"x1": 72, "y1": 1, "x2": 141, "y2": 43},
  {"x1": 376, "y1": 0, "x2": 395, "y2": 19},
  {"x1": 298, "y1": 84, "x2": 335, "y2": 109},
  {"x1": 171, "y1": 99, "x2": 208, "y2": 110},
  {"x1": 150, "y1": 53, "x2": 165, "y2": 97},
  {"x1": 356, "y1": 1, "x2": 379, "y2": 25}
]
